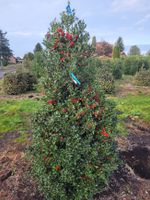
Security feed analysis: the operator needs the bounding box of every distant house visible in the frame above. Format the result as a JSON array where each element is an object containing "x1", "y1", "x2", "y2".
[{"x1": 9, "y1": 56, "x2": 17, "y2": 64}]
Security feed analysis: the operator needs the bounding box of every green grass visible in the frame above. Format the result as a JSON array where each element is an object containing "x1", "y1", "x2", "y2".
[
  {"x1": 115, "y1": 75, "x2": 134, "y2": 87},
  {"x1": 13, "y1": 131, "x2": 30, "y2": 143},
  {"x1": 0, "y1": 99, "x2": 43, "y2": 133},
  {"x1": 111, "y1": 94, "x2": 150, "y2": 123}
]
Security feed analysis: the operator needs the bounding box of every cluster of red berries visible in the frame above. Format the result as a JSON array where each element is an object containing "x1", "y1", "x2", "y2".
[
  {"x1": 100, "y1": 128, "x2": 109, "y2": 137},
  {"x1": 46, "y1": 28, "x2": 78, "y2": 50}
]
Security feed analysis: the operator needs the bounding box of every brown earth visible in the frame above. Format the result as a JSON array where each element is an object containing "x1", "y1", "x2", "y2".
[
  {"x1": 115, "y1": 83, "x2": 150, "y2": 97},
  {"x1": 0, "y1": 121, "x2": 150, "y2": 200}
]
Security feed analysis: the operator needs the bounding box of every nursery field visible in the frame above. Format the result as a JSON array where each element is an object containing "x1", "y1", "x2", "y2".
[
  {"x1": 1, "y1": 1, "x2": 150, "y2": 199},
  {"x1": 0, "y1": 74, "x2": 150, "y2": 200}
]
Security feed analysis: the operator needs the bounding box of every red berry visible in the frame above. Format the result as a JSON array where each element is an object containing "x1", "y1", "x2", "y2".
[
  {"x1": 48, "y1": 100, "x2": 57, "y2": 105},
  {"x1": 57, "y1": 28, "x2": 63, "y2": 33},
  {"x1": 76, "y1": 35, "x2": 79, "y2": 40},
  {"x1": 100, "y1": 128, "x2": 109, "y2": 137},
  {"x1": 66, "y1": 32, "x2": 73, "y2": 41},
  {"x1": 71, "y1": 98, "x2": 81, "y2": 103},
  {"x1": 55, "y1": 165, "x2": 61, "y2": 171},
  {"x1": 60, "y1": 57, "x2": 65, "y2": 62},
  {"x1": 70, "y1": 41, "x2": 75, "y2": 47},
  {"x1": 60, "y1": 51, "x2": 64, "y2": 55},
  {"x1": 61, "y1": 32, "x2": 65, "y2": 37}
]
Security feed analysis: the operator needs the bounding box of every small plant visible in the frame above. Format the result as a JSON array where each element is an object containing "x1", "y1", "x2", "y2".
[
  {"x1": 96, "y1": 67, "x2": 115, "y2": 94},
  {"x1": 134, "y1": 68, "x2": 150, "y2": 86},
  {"x1": 3, "y1": 72, "x2": 36, "y2": 95},
  {"x1": 112, "y1": 65, "x2": 122, "y2": 80}
]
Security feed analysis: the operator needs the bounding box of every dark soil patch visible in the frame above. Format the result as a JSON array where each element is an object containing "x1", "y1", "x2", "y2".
[{"x1": 121, "y1": 147, "x2": 150, "y2": 179}]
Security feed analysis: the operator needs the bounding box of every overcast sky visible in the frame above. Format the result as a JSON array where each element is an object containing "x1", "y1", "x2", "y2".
[{"x1": 0, "y1": 0, "x2": 150, "y2": 57}]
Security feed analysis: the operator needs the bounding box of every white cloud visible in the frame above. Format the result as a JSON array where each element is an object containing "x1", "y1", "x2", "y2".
[
  {"x1": 135, "y1": 13, "x2": 150, "y2": 25},
  {"x1": 111, "y1": 0, "x2": 150, "y2": 12}
]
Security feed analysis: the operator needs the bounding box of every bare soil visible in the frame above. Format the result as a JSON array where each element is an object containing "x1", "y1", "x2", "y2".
[{"x1": 115, "y1": 83, "x2": 150, "y2": 97}]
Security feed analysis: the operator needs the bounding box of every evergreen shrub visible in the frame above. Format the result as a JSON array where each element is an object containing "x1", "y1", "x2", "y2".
[{"x1": 29, "y1": 4, "x2": 119, "y2": 200}]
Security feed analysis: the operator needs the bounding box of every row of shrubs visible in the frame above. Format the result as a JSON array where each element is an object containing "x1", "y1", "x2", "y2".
[
  {"x1": 3, "y1": 72, "x2": 37, "y2": 95},
  {"x1": 86, "y1": 56, "x2": 150, "y2": 94},
  {"x1": 101, "y1": 56, "x2": 150, "y2": 76},
  {"x1": 3, "y1": 55, "x2": 150, "y2": 95},
  {"x1": 135, "y1": 68, "x2": 150, "y2": 86}
]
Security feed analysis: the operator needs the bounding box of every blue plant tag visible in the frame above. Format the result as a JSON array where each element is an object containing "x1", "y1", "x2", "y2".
[
  {"x1": 66, "y1": 4, "x2": 72, "y2": 15},
  {"x1": 70, "y1": 72, "x2": 81, "y2": 86}
]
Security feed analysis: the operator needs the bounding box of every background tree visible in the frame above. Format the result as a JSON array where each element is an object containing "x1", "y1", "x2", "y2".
[
  {"x1": 112, "y1": 44, "x2": 120, "y2": 59},
  {"x1": 116, "y1": 37, "x2": 124, "y2": 52},
  {"x1": 146, "y1": 50, "x2": 150, "y2": 56},
  {"x1": 29, "y1": 2, "x2": 119, "y2": 200},
  {"x1": 96, "y1": 41, "x2": 113, "y2": 56},
  {"x1": 32, "y1": 51, "x2": 44, "y2": 78},
  {"x1": 23, "y1": 52, "x2": 34, "y2": 61},
  {"x1": 0, "y1": 30, "x2": 12, "y2": 66},
  {"x1": 128, "y1": 45, "x2": 141, "y2": 56},
  {"x1": 23, "y1": 52, "x2": 34, "y2": 71},
  {"x1": 92, "y1": 36, "x2": 96, "y2": 49},
  {"x1": 34, "y1": 42, "x2": 43, "y2": 54}
]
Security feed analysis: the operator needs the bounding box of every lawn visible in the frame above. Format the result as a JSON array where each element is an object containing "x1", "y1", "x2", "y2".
[
  {"x1": 111, "y1": 94, "x2": 150, "y2": 127},
  {"x1": 0, "y1": 99, "x2": 43, "y2": 134}
]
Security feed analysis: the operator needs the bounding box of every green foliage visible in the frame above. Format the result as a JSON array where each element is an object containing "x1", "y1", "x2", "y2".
[
  {"x1": 112, "y1": 60, "x2": 122, "y2": 79},
  {"x1": 34, "y1": 43, "x2": 43, "y2": 54},
  {"x1": 23, "y1": 52, "x2": 34, "y2": 72},
  {"x1": 0, "y1": 99, "x2": 42, "y2": 133},
  {"x1": 95, "y1": 63, "x2": 115, "y2": 94},
  {"x1": 89, "y1": 56, "x2": 150, "y2": 77},
  {"x1": 123, "y1": 56, "x2": 150, "y2": 75},
  {"x1": 24, "y1": 52, "x2": 34, "y2": 61},
  {"x1": 3, "y1": 72, "x2": 36, "y2": 95},
  {"x1": 134, "y1": 68, "x2": 150, "y2": 86},
  {"x1": 112, "y1": 66, "x2": 122, "y2": 79},
  {"x1": 0, "y1": 30, "x2": 12, "y2": 65},
  {"x1": 112, "y1": 45, "x2": 120, "y2": 59},
  {"x1": 32, "y1": 51, "x2": 45, "y2": 78},
  {"x1": 116, "y1": 37, "x2": 124, "y2": 52},
  {"x1": 92, "y1": 36, "x2": 96, "y2": 49},
  {"x1": 2, "y1": 59, "x2": 8, "y2": 66},
  {"x1": 128, "y1": 45, "x2": 141, "y2": 56},
  {"x1": 146, "y1": 50, "x2": 150, "y2": 56},
  {"x1": 29, "y1": 5, "x2": 119, "y2": 200}
]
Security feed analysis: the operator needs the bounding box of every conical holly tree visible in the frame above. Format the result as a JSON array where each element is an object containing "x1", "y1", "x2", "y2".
[{"x1": 29, "y1": 2, "x2": 119, "y2": 200}]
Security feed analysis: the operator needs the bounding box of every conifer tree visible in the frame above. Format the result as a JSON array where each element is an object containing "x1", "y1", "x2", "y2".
[
  {"x1": 116, "y1": 36, "x2": 124, "y2": 52},
  {"x1": 129, "y1": 45, "x2": 141, "y2": 56},
  {"x1": 113, "y1": 44, "x2": 120, "y2": 59},
  {"x1": 92, "y1": 36, "x2": 96, "y2": 48},
  {"x1": 0, "y1": 30, "x2": 12, "y2": 66},
  {"x1": 34, "y1": 42, "x2": 43, "y2": 54},
  {"x1": 29, "y1": 2, "x2": 119, "y2": 200}
]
